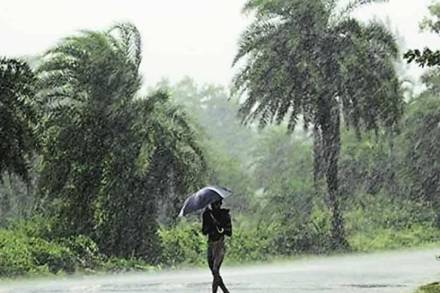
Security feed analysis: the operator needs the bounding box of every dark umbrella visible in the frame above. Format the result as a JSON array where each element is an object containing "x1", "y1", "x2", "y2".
[{"x1": 178, "y1": 186, "x2": 232, "y2": 217}]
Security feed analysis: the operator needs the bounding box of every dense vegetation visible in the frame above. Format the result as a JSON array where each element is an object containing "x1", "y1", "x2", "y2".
[
  {"x1": 416, "y1": 282, "x2": 440, "y2": 293},
  {"x1": 1, "y1": 0, "x2": 439, "y2": 278}
]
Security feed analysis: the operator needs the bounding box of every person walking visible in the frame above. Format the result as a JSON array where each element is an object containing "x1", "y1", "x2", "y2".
[{"x1": 202, "y1": 199, "x2": 232, "y2": 293}]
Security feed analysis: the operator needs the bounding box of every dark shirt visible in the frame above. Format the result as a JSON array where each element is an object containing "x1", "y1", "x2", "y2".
[{"x1": 202, "y1": 208, "x2": 232, "y2": 242}]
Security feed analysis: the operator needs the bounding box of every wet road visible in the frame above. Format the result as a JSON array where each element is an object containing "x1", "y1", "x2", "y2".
[{"x1": 1, "y1": 248, "x2": 439, "y2": 292}]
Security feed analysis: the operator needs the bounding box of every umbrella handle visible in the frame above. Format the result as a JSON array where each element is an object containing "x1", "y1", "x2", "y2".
[{"x1": 217, "y1": 226, "x2": 224, "y2": 234}]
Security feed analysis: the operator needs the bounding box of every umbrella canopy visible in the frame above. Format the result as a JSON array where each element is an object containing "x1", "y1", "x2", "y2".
[{"x1": 178, "y1": 186, "x2": 232, "y2": 217}]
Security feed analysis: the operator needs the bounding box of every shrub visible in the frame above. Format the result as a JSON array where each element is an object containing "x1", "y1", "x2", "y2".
[
  {"x1": 0, "y1": 230, "x2": 35, "y2": 276},
  {"x1": 0, "y1": 217, "x2": 104, "y2": 277},
  {"x1": 0, "y1": 229, "x2": 76, "y2": 276},
  {"x1": 159, "y1": 221, "x2": 206, "y2": 266},
  {"x1": 58, "y1": 235, "x2": 103, "y2": 269},
  {"x1": 28, "y1": 236, "x2": 76, "y2": 273}
]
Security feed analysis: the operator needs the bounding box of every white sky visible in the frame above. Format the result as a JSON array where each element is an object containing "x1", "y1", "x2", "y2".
[{"x1": 0, "y1": 0, "x2": 438, "y2": 88}]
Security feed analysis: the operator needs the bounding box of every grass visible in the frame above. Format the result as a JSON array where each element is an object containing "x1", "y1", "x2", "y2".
[{"x1": 416, "y1": 282, "x2": 440, "y2": 293}]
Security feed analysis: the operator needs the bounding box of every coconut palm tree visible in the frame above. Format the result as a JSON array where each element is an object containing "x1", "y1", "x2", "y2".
[
  {"x1": 233, "y1": 0, "x2": 404, "y2": 248},
  {"x1": 0, "y1": 58, "x2": 36, "y2": 183},
  {"x1": 36, "y1": 23, "x2": 206, "y2": 260}
]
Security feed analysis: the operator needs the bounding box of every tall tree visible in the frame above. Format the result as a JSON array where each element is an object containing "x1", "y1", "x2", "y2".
[
  {"x1": 233, "y1": 0, "x2": 403, "y2": 248},
  {"x1": 159, "y1": 78, "x2": 258, "y2": 212},
  {"x1": 36, "y1": 23, "x2": 206, "y2": 260},
  {"x1": 401, "y1": 57, "x2": 440, "y2": 225},
  {"x1": 0, "y1": 58, "x2": 36, "y2": 183},
  {"x1": 36, "y1": 23, "x2": 144, "y2": 237}
]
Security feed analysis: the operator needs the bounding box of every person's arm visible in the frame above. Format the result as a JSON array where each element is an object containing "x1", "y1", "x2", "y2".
[
  {"x1": 202, "y1": 210, "x2": 214, "y2": 235},
  {"x1": 223, "y1": 211, "x2": 232, "y2": 237}
]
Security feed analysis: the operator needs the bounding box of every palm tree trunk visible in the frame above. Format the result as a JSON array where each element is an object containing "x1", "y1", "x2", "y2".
[
  {"x1": 321, "y1": 106, "x2": 349, "y2": 250},
  {"x1": 312, "y1": 126, "x2": 324, "y2": 188}
]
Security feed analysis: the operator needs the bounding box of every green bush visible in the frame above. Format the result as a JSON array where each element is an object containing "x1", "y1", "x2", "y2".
[
  {"x1": 58, "y1": 235, "x2": 103, "y2": 269},
  {"x1": 9, "y1": 215, "x2": 58, "y2": 240},
  {"x1": 345, "y1": 192, "x2": 440, "y2": 251},
  {"x1": 159, "y1": 221, "x2": 206, "y2": 266},
  {"x1": 0, "y1": 230, "x2": 35, "y2": 276},
  {"x1": 350, "y1": 224, "x2": 440, "y2": 251},
  {"x1": 226, "y1": 221, "x2": 275, "y2": 263},
  {"x1": 270, "y1": 204, "x2": 333, "y2": 255},
  {"x1": 159, "y1": 215, "x2": 328, "y2": 266},
  {"x1": 0, "y1": 217, "x2": 106, "y2": 277},
  {"x1": 28, "y1": 236, "x2": 76, "y2": 273},
  {"x1": 158, "y1": 219, "x2": 281, "y2": 266},
  {"x1": 0, "y1": 229, "x2": 76, "y2": 276}
]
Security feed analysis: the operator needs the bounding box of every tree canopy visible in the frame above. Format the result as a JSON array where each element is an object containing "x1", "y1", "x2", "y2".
[
  {"x1": 35, "y1": 23, "x2": 206, "y2": 260},
  {"x1": 233, "y1": 0, "x2": 404, "y2": 247},
  {"x1": 0, "y1": 58, "x2": 37, "y2": 183}
]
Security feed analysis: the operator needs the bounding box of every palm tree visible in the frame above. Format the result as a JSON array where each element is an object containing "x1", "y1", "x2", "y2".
[
  {"x1": 94, "y1": 91, "x2": 207, "y2": 259},
  {"x1": 36, "y1": 23, "x2": 143, "y2": 236},
  {"x1": 0, "y1": 58, "x2": 36, "y2": 183},
  {"x1": 36, "y1": 23, "x2": 206, "y2": 259},
  {"x1": 233, "y1": 0, "x2": 404, "y2": 248}
]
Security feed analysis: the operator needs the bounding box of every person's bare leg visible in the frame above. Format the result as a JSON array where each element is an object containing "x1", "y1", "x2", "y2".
[
  {"x1": 212, "y1": 275, "x2": 220, "y2": 293},
  {"x1": 208, "y1": 243, "x2": 219, "y2": 293},
  {"x1": 217, "y1": 275, "x2": 229, "y2": 293},
  {"x1": 213, "y1": 243, "x2": 229, "y2": 293}
]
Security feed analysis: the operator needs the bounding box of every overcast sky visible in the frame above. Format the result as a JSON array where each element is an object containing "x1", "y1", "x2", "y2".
[{"x1": 0, "y1": 0, "x2": 438, "y2": 88}]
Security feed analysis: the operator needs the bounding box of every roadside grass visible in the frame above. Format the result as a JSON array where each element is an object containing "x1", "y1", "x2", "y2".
[
  {"x1": 348, "y1": 225, "x2": 440, "y2": 252},
  {"x1": 416, "y1": 282, "x2": 440, "y2": 293},
  {"x1": 2, "y1": 197, "x2": 440, "y2": 279}
]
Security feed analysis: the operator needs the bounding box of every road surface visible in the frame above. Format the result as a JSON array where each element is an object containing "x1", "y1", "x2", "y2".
[{"x1": 1, "y1": 248, "x2": 439, "y2": 292}]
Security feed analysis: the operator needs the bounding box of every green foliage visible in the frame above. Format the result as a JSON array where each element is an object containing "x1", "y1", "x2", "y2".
[
  {"x1": 268, "y1": 203, "x2": 333, "y2": 255},
  {"x1": 9, "y1": 215, "x2": 56, "y2": 240},
  {"x1": 36, "y1": 23, "x2": 146, "y2": 237},
  {"x1": 205, "y1": 146, "x2": 254, "y2": 213},
  {"x1": 0, "y1": 217, "x2": 106, "y2": 276},
  {"x1": 165, "y1": 77, "x2": 257, "y2": 161},
  {"x1": 339, "y1": 130, "x2": 398, "y2": 196},
  {"x1": 404, "y1": 3, "x2": 440, "y2": 67},
  {"x1": 93, "y1": 91, "x2": 206, "y2": 261},
  {"x1": 416, "y1": 283, "x2": 440, "y2": 293},
  {"x1": 0, "y1": 229, "x2": 76, "y2": 276},
  {"x1": 234, "y1": 0, "x2": 402, "y2": 132},
  {"x1": 252, "y1": 126, "x2": 312, "y2": 193},
  {"x1": 404, "y1": 48, "x2": 440, "y2": 67},
  {"x1": 233, "y1": 0, "x2": 404, "y2": 248},
  {"x1": 346, "y1": 193, "x2": 440, "y2": 251},
  {"x1": 27, "y1": 236, "x2": 76, "y2": 274},
  {"x1": 159, "y1": 221, "x2": 207, "y2": 266},
  {"x1": 226, "y1": 220, "x2": 275, "y2": 262},
  {"x1": 350, "y1": 225, "x2": 440, "y2": 251},
  {"x1": 0, "y1": 230, "x2": 37, "y2": 277},
  {"x1": 158, "y1": 78, "x2": 258, "y2": 213},
  {"x1": 0, "y1": 58, "x2": 37, "y2": 183},
  {"x1": 35, "y1": 23, "x2": 206, "y2": 260},
  {"x1": 2, "y1": 7, "x2": 440, "y2": 280},
  {"x1": 159, "y1": 207, "x2": 332, "y2": 266},
  {"x1": 249, "y1": 127, "x2": 333, "y2": 253},
  {"x1": 58, "y1": 235, "x2": 102, "y2": 269},
  {"x1": 400, "y1": 93, "x2": 440, "y2": 225}
]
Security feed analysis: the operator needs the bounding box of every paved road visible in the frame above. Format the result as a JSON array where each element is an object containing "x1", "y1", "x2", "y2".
[{"x1": 1, "y1": 248, "x2": 439, "y2": 292}]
